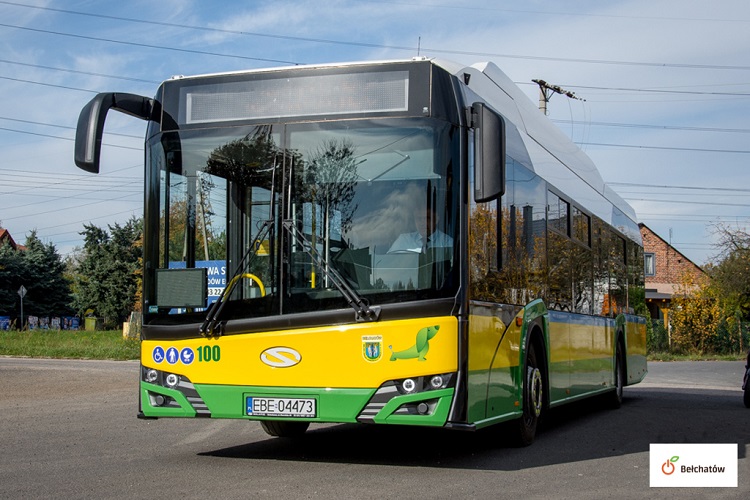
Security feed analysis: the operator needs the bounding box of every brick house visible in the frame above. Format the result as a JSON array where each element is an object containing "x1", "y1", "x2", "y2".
[{"x1": 639, "y1": 223, "x2": 705, "y2": 326}]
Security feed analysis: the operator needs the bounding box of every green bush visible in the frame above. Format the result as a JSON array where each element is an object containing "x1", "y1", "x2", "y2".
[{"x1": 647, "y1": 320, "x2": 669, "y2": 353}]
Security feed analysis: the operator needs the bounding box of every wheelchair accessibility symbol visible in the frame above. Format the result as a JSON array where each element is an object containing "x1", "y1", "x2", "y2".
[{"x1": 152, "y1": 346, "x2": 165, "y2": 364}]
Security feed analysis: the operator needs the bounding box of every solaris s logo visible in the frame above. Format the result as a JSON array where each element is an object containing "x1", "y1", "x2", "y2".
[
  {"x1": 260, "y1": 347, "x2": 302, "y2": 368},
  {"x1": 662, "y1": 455, "x2": 679, "y2": 475}
]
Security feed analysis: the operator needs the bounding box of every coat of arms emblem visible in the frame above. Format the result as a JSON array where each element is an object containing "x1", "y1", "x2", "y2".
[{"x1": 362, "y1": 335, "x2": 382, "y2": 362}]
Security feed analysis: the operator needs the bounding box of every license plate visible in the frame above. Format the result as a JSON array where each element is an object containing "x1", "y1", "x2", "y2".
[{"x1": 246, "y1": 397, "x2": 317, "y2": 418}]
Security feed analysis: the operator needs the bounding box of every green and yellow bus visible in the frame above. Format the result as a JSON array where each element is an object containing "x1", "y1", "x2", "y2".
[{"x1": 74, "y1": 58, "x2": 646, "y2": 445}]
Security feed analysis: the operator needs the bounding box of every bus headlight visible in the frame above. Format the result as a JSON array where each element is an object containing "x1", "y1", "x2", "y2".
[
  {"x1": 393, "y1": 373, "x2": 454, "y2": 395},
  {"x1": 165, "y1": 373, "x2": 180, "y2": 388},
  {"x1": 402, "y1": 378, "x2": 417, "y2": 393},
  {"x1": 145, "y1": 369, "x2": 158, "y2": 383}
]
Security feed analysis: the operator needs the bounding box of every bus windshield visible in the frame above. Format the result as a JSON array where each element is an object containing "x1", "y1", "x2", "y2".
[{"x1": 146, "y1": 117, "x2": 460, "y2": 322}]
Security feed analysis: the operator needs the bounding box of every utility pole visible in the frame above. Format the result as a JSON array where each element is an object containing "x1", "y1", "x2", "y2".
[
  {"x1": 18, "y1": 285, "x2": 26, "y2": 330},
  {"x1": 532, "y1": 79, "x2": 585, "y2": 115}
]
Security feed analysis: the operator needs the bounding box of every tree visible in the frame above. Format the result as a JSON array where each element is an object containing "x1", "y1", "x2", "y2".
[
  {"x1": 70, "y1": 217, "x2": 142, "y2": 328},
  {"x1": 662, "y1": 224, "x2": 750, "y2": 355},
  {"x1": 670, "y1": 272, "x2": 721, "y2": 353},
  {"x1": 0, "y1": 238, "x2": 25, "y2": 317},
  {"x1": 710, "y1": 224, "x2": 750, "y2": 320},
  {"x1": 22, "y1": 231, "x2": 73, "y2": 318},
  {"x1": 0, "y1": 231, "x2": 72, "y2": 322}
]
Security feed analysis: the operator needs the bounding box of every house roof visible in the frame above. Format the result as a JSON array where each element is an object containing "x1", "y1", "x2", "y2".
[
  {"x1": 638, "y1": 222, "x2": 705, "y2": 274},
  {"x1": 0, "y1": 228, "x2": 17, "y2": 249},
  {"x1": 0, "y1": 228, "x2": 24, "y2": 251}
]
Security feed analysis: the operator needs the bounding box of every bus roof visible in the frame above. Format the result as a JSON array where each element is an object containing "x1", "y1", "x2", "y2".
[{"x1": 431, "y1": 58, "x2": 639, "y2": 240}]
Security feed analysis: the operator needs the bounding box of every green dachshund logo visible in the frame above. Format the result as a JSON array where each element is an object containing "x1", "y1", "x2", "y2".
[{"x1": 389, "y1": 325, "x2": 440, "y2": 361}]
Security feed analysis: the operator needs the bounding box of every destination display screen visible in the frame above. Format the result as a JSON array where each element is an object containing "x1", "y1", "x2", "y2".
[{"x1": 179, "y1": 70, "x2": 409, "y2": 124}]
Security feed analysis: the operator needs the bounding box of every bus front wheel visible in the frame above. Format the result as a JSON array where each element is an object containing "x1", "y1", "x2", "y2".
[
  {"x1": 259, "y1": 420, "x2": 310, "y2": 438},
  {"x1": 515, "y1": 341, "x2": 544, "y2": 447}
]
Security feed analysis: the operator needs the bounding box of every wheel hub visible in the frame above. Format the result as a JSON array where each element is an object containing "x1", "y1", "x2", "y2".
[{"x1": 528, "y1": 367, "x2": 543, "y2": 417}]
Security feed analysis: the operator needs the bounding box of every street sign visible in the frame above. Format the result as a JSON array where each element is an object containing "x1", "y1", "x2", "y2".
[{"x1": 18, "y1": 285, "x2": 26, "y2": 330}]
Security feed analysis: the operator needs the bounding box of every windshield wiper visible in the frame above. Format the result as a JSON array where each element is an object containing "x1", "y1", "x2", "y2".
[
  {"x1": 282, "y1": 219, "x2": 380, "y2": 322},
  {"x1": 199, "y1": 219, "x2": 274, "y2": 337}
]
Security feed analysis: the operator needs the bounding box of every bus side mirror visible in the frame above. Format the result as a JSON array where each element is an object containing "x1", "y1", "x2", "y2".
[
  {"x1": 74, "y1": 92, "x2": 157, "y2": 173},
  {"x1": 472, "y1": 102, "x2": 506, "y2": 202}
]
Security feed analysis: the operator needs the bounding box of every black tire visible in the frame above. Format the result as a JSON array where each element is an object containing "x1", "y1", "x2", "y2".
[
  {"x1": 514, "y1": 341, "x2": 544, "y2": 447},
  {"x1": 744, "y1": 381, "x2": 750, "y2": 409},
  {"x1": 259, "y1": 420, "x2": 310, "y2": 437},
  {"x1": 607, "y1": 341, "x2": 625, "y2": 409}
]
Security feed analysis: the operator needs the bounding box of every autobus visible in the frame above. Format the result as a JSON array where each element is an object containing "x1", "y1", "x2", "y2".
[{"x1": 74, "y1": 58, "x2": 646, "y2": 446}]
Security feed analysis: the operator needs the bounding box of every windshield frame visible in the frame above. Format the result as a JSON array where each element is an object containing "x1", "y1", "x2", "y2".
[{"x1": 142, "y1": 116, "x2": 462, "y2": 329}]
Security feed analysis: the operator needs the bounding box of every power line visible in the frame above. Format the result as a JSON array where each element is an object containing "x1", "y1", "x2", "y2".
[
  {"x1": 36, "y1": 208, "x2": 144, "y2": 234},
  {"x1": 0, "y1": 165, "x2": 142, "y2": 197},
  {"x1": 0, "y1": 166, "x2": 140, "y2": 179},
  {"x1": 0, "y1": 181, "x2": 141, "y2": 192},
  {"x1": 1, "y1": 173, "x2": 141, "y2": 185},
  {"x1": 0, "y1": 164, "x2": 140, "y2": 176},
  {"x1": 559, "y1": 84, "x2": 750, "y2": 97},
  {"x1": 357, "y1": 0, "x2": 750, "y2": 23},
  {"x1": 582, "y1": 142, "x2": 750, "y2": 154},
  {"x1": 1, "y1": 181, "x2": 141, "y2": 193},
  {"x1": 639, "y1": 217, "x2": 748, "y2": 223},
  {"x1": 555, "y1": 120, "x2": 750, "y2": 134},
  {"x1": 609, "y1": 181, "x2": 750, "y2": 192},
  {"x1": 5, "y1": 0, "x2": 750, "y2": 25},
  {"x1": 0, "y1": 125, "x2": 80, "y2": 142},
  {"x1": 0, "y1": 23, "x2": 301, "y2": 66},
  {"x1": 623, "y1": 197, "x2": 750, "y2": 207},
  {"x1": 0, "y1": 58, "x2": 160, "y2": 84},
  {"x1": 618, "y1": 190, "x2": 749, "y2": 198},
  {"x1": 4, "y1": 116, "x2": 745, "y2": 156},
  {"x1": 1, "y1": 192, "x2": 141, "y2": 213},
  {"x1": 1, "y1": 9, "x2": 749, "y2": 71},
  {"x1": 0, "y1": 74, "x2": 99, "y2": 93},
  {"x1": 0, "y1": 125, "x2": 141, "y2": 151},
  {"x1": 425, "y1": 48, "x2": 750, "y2": 72},
  {"x1": 2, "y1": 46, "x2": 746, "y2": 105},
  {"x1": 1, "y1": 192, "x2": 141, "y2": 221},
  {"x1": 0, "y1": 116, "x2": 143, "y2": 138},
  {"x1": 1, "y1": 21, "x2": 746, "y2": 115},
  {"x1": 639, "y1": 212, "x2": 750, "y2": 218}
]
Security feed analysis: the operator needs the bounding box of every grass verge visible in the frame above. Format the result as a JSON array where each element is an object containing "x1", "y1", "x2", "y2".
[
  {"x1": 648, "y1": 351, "x2": 745, "y2": 362},
  {"x1": 0, "y1": 330, "x2": 744, "y2": 362},
  {"x1": 0, "y1": 330, "x2": 139, "y2": 360}
]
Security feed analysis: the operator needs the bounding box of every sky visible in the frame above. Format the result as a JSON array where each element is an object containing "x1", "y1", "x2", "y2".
[{"x1": 0, "y1": 0, "x2": 748, "y2": 266}]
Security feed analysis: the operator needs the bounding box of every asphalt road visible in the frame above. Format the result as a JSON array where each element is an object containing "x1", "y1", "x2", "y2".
[{"x1": 0, "y1": 357, "x2": 747, "y2": 499}]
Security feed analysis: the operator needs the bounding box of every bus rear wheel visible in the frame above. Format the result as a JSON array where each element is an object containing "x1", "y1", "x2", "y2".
[
  {"x1": 515, "y1": 341, "x2": 544, "y2": 447},
  {"x1": 259, "y1": 420, "x2": 310, "y2": 437}
]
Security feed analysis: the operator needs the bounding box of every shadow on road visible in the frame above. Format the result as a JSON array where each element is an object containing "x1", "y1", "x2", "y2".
[{"x1": 200, "y1": 386, "x2": 749, "y2": 470}]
